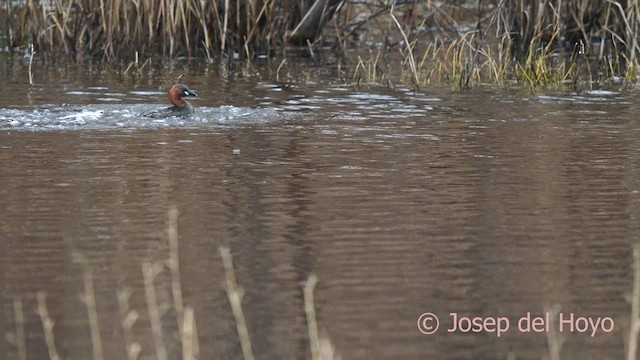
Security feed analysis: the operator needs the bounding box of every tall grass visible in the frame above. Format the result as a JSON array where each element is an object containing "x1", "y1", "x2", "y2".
[
  {"x1": 8, "y1": 207, "x2": 339, "y2": 360},
  {"x1": 3, "y1": 0, "x2": 640, "y2": 88},
  {"x1": 338, "y1": 0, "x2": 640, "y2": 89},
  {"x1": 1, "y1": 0, "x2": 301, "y2": 63}
]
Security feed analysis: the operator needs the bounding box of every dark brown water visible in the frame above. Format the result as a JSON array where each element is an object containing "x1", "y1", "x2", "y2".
[{"x1": 2, "y1": 61, "x2": 640, "y2": 360}]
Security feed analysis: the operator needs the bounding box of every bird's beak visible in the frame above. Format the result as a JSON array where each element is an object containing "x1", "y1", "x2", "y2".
[{"x1": 187, "y1": 89, "x2": 198, "y2": 97}]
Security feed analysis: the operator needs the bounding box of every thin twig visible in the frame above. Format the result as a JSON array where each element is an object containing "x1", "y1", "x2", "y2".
[
  {"x1": 167, "y1": 206, "x2": 185, "y2": 336},
  {"x1": 464, "y1": 0, "x2": 506, "y2": 89},
  {"x1": 220, "y1": 246, "x2": 255, "y2": 360},
  {"x1": 545, "y1": 304, "x2": 563, "y2": 360},
  {"x1": 117, "y1": 288, "x2": 141, "y2": 360},
  {"x1": 13, "y1": 297, "x2": 27, "y2": 360},
  {"x1": 181, "y1": 306, "x2": 200, "y2": 360},
  {"x1": 389, "y1": 7, "x2": 420, "y2": 89},
  {"x1": 28, "y1": 44, "x2": 36, "y2": 86},
  {"x1": 83, "y1": 266, "x2": 104, "y2": 360},
  {"x1": 37, "y1": 292, "x2": 60, "y2": 360},
  {"x1": 627, "y1": 244, "x2": 640, "y2": 360},
  {"x1": 304, "y1": 274, "x2": 321, "y2": 360},
  {"x1": 143, "y1": 262, "x2": 168, "y2": 360}
]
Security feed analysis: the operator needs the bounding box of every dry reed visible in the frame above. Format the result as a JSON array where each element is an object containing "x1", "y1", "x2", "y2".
[
  {"x1": 220, "y1": 246, "x2": 255, "y2": 360},
  {"x1": 8, "y1": 204, "x2": 342, "y2": 360},
  {"x1": 12, "y1": 297, "x2": 27, "y2": 360},
  {"x1": 117, "y1": 288, "x2": 142, "y2": 360},
  {"x1": 82, "y1": 265, "x2": 105, "y2": 360},
  {"x1": 2, "y1": 0, "x2": 300, "y2": 63},
  {"x1": 142, "y1": 261, "x2": 169, "y2": 360},
  {"x1": 341, "y1": 0, "x2": 640, "y2": 89},
  {"x1": 389, "y1": 6, "x2": 419, "y2": 89},
  {"x1": 3, "y1": 1, "x2": 640, "y2": 88},
  {"x1": 627, "y1": 243, "x2": 640, "y2": 360},
  {"x1": 304, "y1": 274, "x2": 338, "y2": 360},
  {"x1": 545, "y1": 304, "x2": 564, "y2": 360},
  {"x1": 305, "y1": 274, "x2": 322, "y2": 360},
  {"x1": 167, "y1": 206, "x2": 185, "y2": 336},
  {"x1": 36, "y1": 291, "x2": 61, "y2": 360},
  {"x1": 181, "y1": 306, "x2": 199, "y2": 360}
]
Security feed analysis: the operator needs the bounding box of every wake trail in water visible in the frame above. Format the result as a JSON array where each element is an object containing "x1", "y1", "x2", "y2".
[{"x1": 0, "y1": 104, "x2": 287, "y2": 131}]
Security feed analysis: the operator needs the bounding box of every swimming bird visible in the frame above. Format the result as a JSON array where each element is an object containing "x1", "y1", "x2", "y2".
[{"x1": 141, "y1": 84, "x2": 198, "y2": 118}]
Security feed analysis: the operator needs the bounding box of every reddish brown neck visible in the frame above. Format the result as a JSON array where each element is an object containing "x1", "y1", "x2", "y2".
[{"x1": 169, "y1": 86, "x2": 186, "y2": 107}]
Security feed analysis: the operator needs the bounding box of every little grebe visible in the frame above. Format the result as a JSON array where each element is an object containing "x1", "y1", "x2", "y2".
[{"x1": 141, "y1": 84, "x2": 198, "y2": 118}]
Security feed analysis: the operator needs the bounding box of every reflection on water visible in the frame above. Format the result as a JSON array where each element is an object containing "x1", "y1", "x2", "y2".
[{"x1": 1, "y1": 66, "x2": 640, "y2": 360}]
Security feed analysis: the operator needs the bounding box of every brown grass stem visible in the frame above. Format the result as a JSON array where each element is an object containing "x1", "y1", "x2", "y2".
[
  {"x1": 276, "y1": 58, "x2": 287, "y2": 82},
  {"x1": 3, "y1": 0, "x2": 640, "y2": 89},
  {"x1": 221, "y1": 0, "x2": 230, "y2": 52},
  {"x1": 167, "y1": 206, "x2": 185, "y2": 337},
  {"x1": 181, "y1": 306, "x2": 200, "y2": 360},
  {"x1": 464, "y1": 0, "x2": 505, "y2": 89},
  {"x1": 117, "y1": 288, "x2": 141, "y2": 360},
  {"x1": 142, "y1": 261, "x2": 168, "y2": 360},
  {"x1": 303, "y1": 274, "x2": 337, "y2": 360},
  {"x1": 82, "y1": 266, "x2": 105, "y2": 360},
  {"x1": 545, "y1": 304, "x2": 563, "y2": 360},
  {"x1": 36, "y1": 292, "x2": 60, "y2": 360},
  {"x1": 13, "y1": 297, "x2": 27, "y2": 360},
  {"x1": 219, "y1": 246, "x2": 255, "y2": 360},
  {"x1": 389, "y1": 8, "x2": 419, "y2": 89},
  {"x1": 28, "y1": 44, "x2": 35, "y2": 86},
  {"x1": 304, "y1": 274, "x2": 321, "y2": 360},
  {"x1": 627, "y1": 243, "x2": 640, "y2": 360}
]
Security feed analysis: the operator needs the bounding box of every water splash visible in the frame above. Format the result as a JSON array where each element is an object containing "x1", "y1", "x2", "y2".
[{"x1": 0, "y1": 104, "x2": 287, "y2": 131}]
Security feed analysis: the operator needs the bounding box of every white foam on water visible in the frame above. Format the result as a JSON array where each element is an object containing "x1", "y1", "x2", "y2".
[{"x1": 0, "y1": 104, "x2": 288, "y2": 131}]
